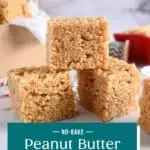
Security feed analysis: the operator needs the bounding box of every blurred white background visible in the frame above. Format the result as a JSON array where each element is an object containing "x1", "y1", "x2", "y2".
[{"x1": 39, "y1": 0, "x2": 150, "y2": 35}]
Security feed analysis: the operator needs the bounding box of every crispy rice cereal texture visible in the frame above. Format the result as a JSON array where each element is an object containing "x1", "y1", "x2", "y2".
[
  {"x1": 139, "y1": 78, "x2": 150, "y2": 134},
  {"x1": 78, "y1": 57, "x2": 140, "y2": 121},
  {"x1": 8, "y1": 66, "x2": 78, "y2": 122},
  {"x1": 47, "y1": 17, "x2": 109, "y2": 70},
  {"x1": 0, "y1": 0, "x2": 31, "y2": 24}
]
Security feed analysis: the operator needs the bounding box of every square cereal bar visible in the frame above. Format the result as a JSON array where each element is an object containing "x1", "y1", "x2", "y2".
[
  {"x1": 139, "y1": 78, "x2": 150, "y2": 134},
  {"x1": 47, "y1": 17, "x2": 109, "y2": 70},
  {"x1": 0, "y1": 0, "x2": 31, "y2": 24},
  {"x1": 78, "y1": 57, "x2": 140, "y2": 121},
  {"x1": 8, "y1": 66, "x2": 78, "y2": 122}
]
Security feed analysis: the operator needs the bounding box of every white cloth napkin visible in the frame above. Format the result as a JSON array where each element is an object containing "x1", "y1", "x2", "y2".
[{"x1": 10, "y1": 0, "x2": 50, "y2": 44}]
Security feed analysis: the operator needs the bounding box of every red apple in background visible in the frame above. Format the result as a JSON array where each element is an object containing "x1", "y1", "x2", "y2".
[{"x1": 114, "y1": 26, "x2": 150, "y2": 65}]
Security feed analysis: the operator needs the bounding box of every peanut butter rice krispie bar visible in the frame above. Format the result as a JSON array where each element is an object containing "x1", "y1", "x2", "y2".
[
  {"x1": 0, "y1": 0, "x2": 31, "y2": 24},
  {"x1": 139, "y1": 78, "x2": 150, "y2": 134},
  {"x1": 78, "y1": 57, "x2": 140, "y2": 121},
  {"x1": 8, "y1": 66, "x2": 78, "y2": 122},
  {"x1": 47, "y1": 17, "x2": 109, "y2": 70}
]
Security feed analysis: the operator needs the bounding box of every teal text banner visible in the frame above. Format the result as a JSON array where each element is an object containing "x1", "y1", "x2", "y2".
[{"x1": 8, "y1": 123, "x2": 137, "y2": 150}]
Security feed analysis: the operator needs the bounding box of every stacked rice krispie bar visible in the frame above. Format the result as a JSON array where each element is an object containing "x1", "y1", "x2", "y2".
[
  {"x1": 8, "y1": 17, "x2": 140, "y2": 123},
  {"x1": 0, "y1": 0, "x2": 31, "y2": 24},
  {"x1": 78, "y1": 57, "x2": 140, "y2": 121},
  {"x1": 47, "y1": 17, "x2": 140, "y2": 121},
  {"x1": 8, "y1": 67, "x2": 78, "y2": 122},
  {"x1": 8, "y1": 17, "x2": 109, "y2": 122},
  {"x1": 47, "y1": 17, "x2": 109, "y2": 70},
  {"x1": 139, "y1": 78, "x2": 150, "y2": 133}
]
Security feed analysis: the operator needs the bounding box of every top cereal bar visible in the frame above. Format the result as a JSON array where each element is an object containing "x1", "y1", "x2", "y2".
[{"x1": 47, "y1": 17, "x2": 109, "y2": 70}]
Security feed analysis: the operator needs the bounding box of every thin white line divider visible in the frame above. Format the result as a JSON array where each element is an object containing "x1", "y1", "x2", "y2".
[{"x1": 137, "y1": 125, "x2": 140, "y2": 150}]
